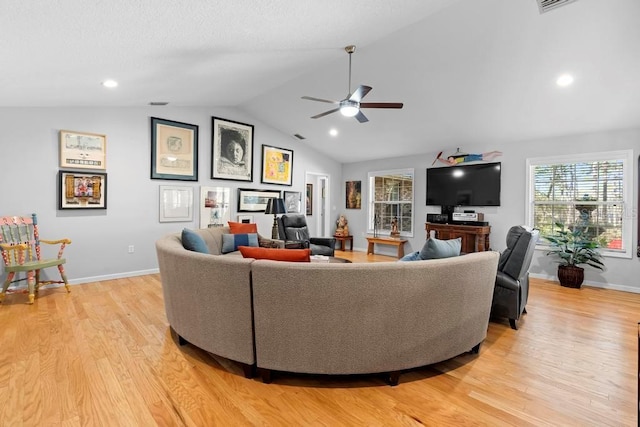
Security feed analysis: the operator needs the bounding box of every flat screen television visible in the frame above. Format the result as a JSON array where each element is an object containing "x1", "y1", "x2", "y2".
[{"x1": 426, "y1": 162, "x2": 501, "y2": 207}]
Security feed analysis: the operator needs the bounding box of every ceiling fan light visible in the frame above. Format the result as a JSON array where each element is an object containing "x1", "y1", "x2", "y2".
[{"x1": 340, "y1": 105, "x2": 359, "y2": 117}]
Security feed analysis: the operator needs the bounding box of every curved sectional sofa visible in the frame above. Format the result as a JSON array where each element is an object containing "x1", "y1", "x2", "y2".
[{"x1": 155, "y1": 227, "x2": 499, "y2": 385}]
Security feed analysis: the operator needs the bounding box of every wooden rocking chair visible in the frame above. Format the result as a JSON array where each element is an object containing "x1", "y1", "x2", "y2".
[{"x1": 0, "y1": 214, "x2": 71, "y2": 304}]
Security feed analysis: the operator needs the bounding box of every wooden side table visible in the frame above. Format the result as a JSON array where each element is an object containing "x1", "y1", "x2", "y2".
[
  {"x1": 366, "y1": 236, "x2": 408, "y2": 259},
  {"x1": 333, "y1": 235, "x2": 353, "y2": 251}
]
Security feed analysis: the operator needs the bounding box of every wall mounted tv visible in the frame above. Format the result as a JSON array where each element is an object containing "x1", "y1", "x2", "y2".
[{"x1": 426, "y1": 162, "x2": 501, "y2": 207}]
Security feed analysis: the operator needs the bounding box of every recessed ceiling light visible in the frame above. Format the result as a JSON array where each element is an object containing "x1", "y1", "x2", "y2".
[
  {"x1": 556, "y1": 74, "x2": 574, "y2": 87},
  {"x1": 102, "y1": 79, "x2": 118, "y2": 88},
  {"x1": 329, "y1": 128, "x2": 338, "y2": 137}
]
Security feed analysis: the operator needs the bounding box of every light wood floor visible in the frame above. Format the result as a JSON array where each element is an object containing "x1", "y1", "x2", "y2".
[{"x1": 1, "y1": 250, "x2": 638, "y2": 426}]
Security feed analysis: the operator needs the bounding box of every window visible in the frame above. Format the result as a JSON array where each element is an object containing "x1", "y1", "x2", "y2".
[
  {"x1": 368, "y1": 169, "x2": 414, "y2": 237},
  {"x1": 526, "y1": 150, "x2": 633, "y2": 258}
]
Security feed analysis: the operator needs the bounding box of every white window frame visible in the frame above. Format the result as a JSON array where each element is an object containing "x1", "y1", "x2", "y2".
[
  {"x1": 525, "y1": 149, "x2": 633, "y2": 259},
  {"x1": 367, "y1": 168, "x2": 415, "y2": 237}
]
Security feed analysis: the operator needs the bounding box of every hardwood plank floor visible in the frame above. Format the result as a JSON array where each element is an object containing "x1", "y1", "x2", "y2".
[{"x1": 0, "y1": 251, "x2": 638, "y2": 426}]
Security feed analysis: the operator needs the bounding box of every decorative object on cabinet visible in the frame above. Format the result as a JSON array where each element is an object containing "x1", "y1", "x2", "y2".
[
  {"x1": 261, "y1": 144, "x2": 293, "y2": 186},
  {"x1": 237, "y1": 188, "x2": 280, "y2": 212},
  {"x1": 159, "y1": 185, "x2": 194, "y2": 222},
  {"x1": 150, "y1": 117, "x2": 198, "y2": 181},
  {"x1": 58, "y1": 171, "x2": 107, "y2": 209},
  {"x1": 199, "y1": 186, "x2": 231, "y2": 228},
  {"x1": 211, "y1": 117, "x2": 253, "y2": 182},
  {"x1": 59, "y1": 130, "x2": 106, "y2": 170}
]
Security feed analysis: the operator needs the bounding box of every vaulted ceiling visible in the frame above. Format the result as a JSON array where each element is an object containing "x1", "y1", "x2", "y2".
[{"x1": 2, "y1": 0, "x2": 639, "y2": 162}]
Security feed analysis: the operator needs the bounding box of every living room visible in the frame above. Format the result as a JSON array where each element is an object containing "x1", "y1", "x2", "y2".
[{"x1": 1, "y1": 0, "x2": 639, "y2": 424}]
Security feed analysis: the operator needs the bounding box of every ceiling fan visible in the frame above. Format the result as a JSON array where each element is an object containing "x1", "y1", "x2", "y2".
[{"x1": 302, "y1": 45, "x2": 403, "y2": 123}]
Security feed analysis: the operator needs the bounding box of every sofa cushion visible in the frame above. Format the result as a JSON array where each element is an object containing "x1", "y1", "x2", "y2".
[
  {"x1": 239, "y1": 246, "x2": 311, "y2": 262},
  {"x1": 398, "y1": 251, "x2": 422, "y2": 262},
  {"x1": 419, "y1": 237, "x2": 462, "y2": 260},
  {"x1": 222, "y1": 233, "x2": 259, "y2": 254},
  {"x1": 228, "y1": 221, "x2": 258, "y2": 234},
  {"x1": 182, "y1": 229, "x2": 210, "y2": 254}
]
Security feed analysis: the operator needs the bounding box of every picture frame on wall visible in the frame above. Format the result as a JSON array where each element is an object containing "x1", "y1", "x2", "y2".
[
  {"x1": 59, "y1": 130, "x2": 106, "y2": 170},
  {"x1": 199, "y1": 186, "x2": 231, "y2": 228},
  {"x1": 159, "y1": 185, "x2": 194, "y2": 222},
  {"x1": 150, "y1": 117, "x2": 198, "y2": 181},
  {"x1": 211, "y1": 117, "x2": 253, "y2": 182},
  {"x1": 237, "y1": 188, "x2": 280, "y2": 212},
  {"x1": 58, "y1": 171, "x2": 107, "y2": 210},
  {"x1": 283, "y1": 191, "x2": 302, "y2": 214},
  {"x1": 346, "y1": 180, "x2": 362, "y2": 209},
  {"x1": 306, "y1": 183, "x2": 313, "y2": 215},
  {"x1": 261, "y1": 144, "x2": 293, "y2": 186}
]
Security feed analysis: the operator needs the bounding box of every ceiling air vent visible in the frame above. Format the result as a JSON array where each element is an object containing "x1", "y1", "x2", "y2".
[
  {"x1": 293, "y1": 134, "x2": 306, "y2": 140},
  {"x1": 537, "y1": 0, "x2": 578, "y2": 14}
]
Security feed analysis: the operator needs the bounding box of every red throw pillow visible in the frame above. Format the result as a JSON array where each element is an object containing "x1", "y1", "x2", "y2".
[
  {"x1": 228, "y1": 221, "x2": 258, "y2": 234},
  {"x1": 239, "y1": 246, "x2": 311, "y2": 262}
]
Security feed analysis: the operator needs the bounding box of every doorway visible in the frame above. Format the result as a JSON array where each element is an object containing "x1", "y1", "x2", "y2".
[{"x1": 305, "y1": 172, "x2": 331, "y2": 237}]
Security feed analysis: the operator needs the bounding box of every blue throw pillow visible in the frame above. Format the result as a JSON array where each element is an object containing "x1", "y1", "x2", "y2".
[
  {"x1": 398, "y1": 251, "x2": 422, "y2": 262},
  {"x1": 419, "y1": 237, "x2": 462, "y2": 260},
  {"x1": 182, "y1": 229, "x2": 209, "y2": 254},
  {"x1": 221, "y1": 233, "x2": 259, "y2": 254}
]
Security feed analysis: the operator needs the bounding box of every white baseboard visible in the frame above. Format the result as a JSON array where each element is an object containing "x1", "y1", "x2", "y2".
[
  {"x1": 68, "y1": 268, "x2": 160, "y2": 285},
  {"x1": 530, "y1": 272, "x2": 640, "y2": 294}
]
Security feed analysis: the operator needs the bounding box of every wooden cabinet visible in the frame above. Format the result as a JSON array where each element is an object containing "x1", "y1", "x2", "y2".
[{"x1": 425, "y1": 223, "x2": 491, "y2": 253}]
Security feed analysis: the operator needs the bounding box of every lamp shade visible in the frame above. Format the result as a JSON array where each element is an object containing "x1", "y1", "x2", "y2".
[{"x1": 265, "y1": 198, "x2": 287, "y2": 215}]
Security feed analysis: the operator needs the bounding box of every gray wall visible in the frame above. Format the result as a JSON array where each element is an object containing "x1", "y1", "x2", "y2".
[
  {"x1": 0, "y1": 107, "x2": 341, "y2": 283},
  {"x1": 341, "y1": 128, "x2": 639, "y2": 292}
]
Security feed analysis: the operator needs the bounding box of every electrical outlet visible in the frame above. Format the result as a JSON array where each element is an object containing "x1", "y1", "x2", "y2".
[{"x1": 128, "y1": 245, "x2": 135, "y2": 254}]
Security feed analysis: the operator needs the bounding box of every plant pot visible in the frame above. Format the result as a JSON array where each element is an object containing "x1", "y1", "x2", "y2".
[{"x1": 558, "y1": 265, "x2": 584, "y2": 288}]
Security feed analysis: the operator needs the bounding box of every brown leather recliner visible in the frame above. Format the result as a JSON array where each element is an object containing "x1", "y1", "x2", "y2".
[
  {"x1": 491, "y1": 225, "x2": 539, "y2": 330},
  {"x1": 277, "y1": 214, "x2": 335, "y2": 256}
]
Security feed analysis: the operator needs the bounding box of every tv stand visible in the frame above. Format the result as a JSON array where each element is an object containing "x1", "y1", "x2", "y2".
[{"x1": 425, "y1": 222, "x2": 491, "y2": 253}]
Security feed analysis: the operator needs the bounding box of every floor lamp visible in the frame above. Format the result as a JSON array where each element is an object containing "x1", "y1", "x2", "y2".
[{"x1": 265, "y1": 198, "x2": 287, "y2": 239}]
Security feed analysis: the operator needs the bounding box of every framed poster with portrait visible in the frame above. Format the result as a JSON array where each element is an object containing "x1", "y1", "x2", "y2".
[
  {"x1": 59, "y1": 130, "x2": 107, "y2": 170},
  {"x1": 211, "y1": 117, "x2": 254, "y2": 182},
  {"x1": 58, "y1": 171, "x2": 107, "y2": 209},
  {"x1": 261, "y1": 144, "x2": 293, "y2": 186},
  {"x1": 346, "y1": 180, "x2": 362, "y2": 209},
  {"x1": 150, "y1": 117, "x2": 198, "y2": 181}
]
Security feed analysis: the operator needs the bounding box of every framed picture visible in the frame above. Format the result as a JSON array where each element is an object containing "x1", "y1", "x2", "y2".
[
  {"x1": 151, "y1": 117, "x2": 198, "y2": 181},
  {"x1": 261, "y1": 144, "x2": 293, "y2": 186},
  {"x1": 58, "y1": 171, "x2": 107, "y2": 210},
  {"x1": 284, "y1": 191, "x2": 302, "y2": 214},
  {"x1": 237, "y1": 214, "x2": 254, "y2": 224},
  {"x1": 159, "y1": 185, "x2": 194, "y2": 222},
  {"x1": 237, "y1": 188, "x2": 280, "y2": 212},
  {"x1": 211, "y1": 117, "x2": 253, "y2": 182},
  {"x1": 306, "y1": 183, "x2": 313, "y2": 215},
  {"x1": 59, "y1": 130, "x2": 106, "y2": 170},
  {"x1": 200, "y1": 186, "x2": 231, "y2": 228},
  {"x1": 346, "y1": 180, "x2": 362, "y2": 209}
]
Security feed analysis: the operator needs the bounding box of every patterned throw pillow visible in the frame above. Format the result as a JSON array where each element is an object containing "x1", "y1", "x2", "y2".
[
  {"x1": 221, "y1": 233, "x2": 259, "y2": 254},
  {"x1": 419, "y1": 237, "x2": 462, "y2": 260},
  {"x1": 238, "y1": 246, "x2": 311, "y2": 262},
  {"x1": 182, "y1": 229, "x2": 209, "y2": 254}
]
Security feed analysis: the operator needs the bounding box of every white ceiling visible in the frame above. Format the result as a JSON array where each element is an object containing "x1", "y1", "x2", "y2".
[{"x1": 2, "y1": 0, "x2": 639, "y2": 162}]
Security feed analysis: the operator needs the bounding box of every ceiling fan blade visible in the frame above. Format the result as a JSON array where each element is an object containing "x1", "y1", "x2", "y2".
[
  {"x1": 354, "y1": 111, "x2": 369, "y2": 123},
  {"x1": 349, "y1": 85, "x2": 372, "y2": 102},
  {"x1": 360, "y1": 102, "x2": 404, "y2": 109},
  {"x1": 302, "y1": 96, "x2": 339, "y2": 104},
  {"x1": 311, "y1": 108, "x2": 340, "y2": 119}
]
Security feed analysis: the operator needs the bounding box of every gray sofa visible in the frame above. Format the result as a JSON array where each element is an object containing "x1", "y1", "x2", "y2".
[{"x1": 155, "y1": 227, "x2": 499, "y2": 385}]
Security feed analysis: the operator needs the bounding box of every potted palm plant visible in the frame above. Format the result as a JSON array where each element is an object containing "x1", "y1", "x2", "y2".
[{"x1": 544, "y1": 222, "x2": 605, "y2": 288}]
